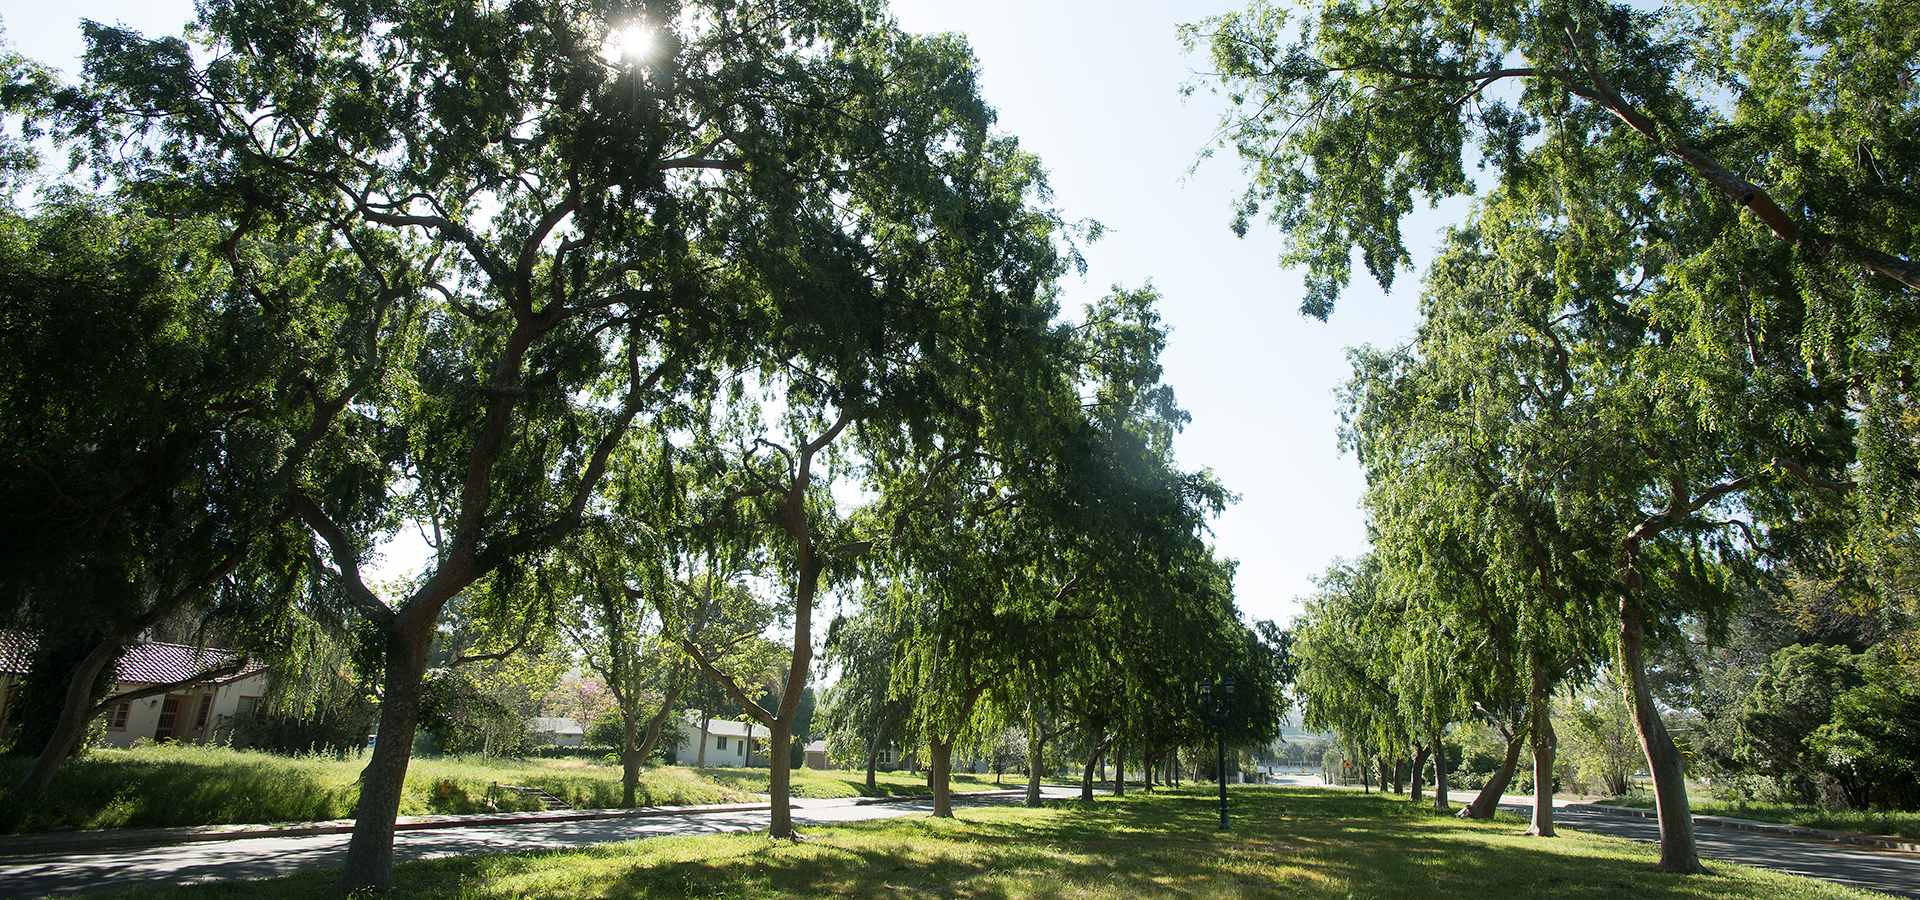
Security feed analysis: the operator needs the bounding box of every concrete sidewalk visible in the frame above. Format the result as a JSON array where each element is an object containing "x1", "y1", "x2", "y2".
[{"x1": 0, "y1": 790, "x2": 1028, "y2": 859}]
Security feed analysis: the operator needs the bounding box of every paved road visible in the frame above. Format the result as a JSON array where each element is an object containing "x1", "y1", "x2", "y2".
[
  {"x1": 1424, "y1": 790, "x2": 1919, "y2": 898},
  {"x1": 1295, "y1": 780, "x2": 1919, "y2": 897},
  {"x1": 0, "y1": 789, "x2": 1077, "y2": 899},
  {"x1": 1543, "y1": 804, "x2": 1920, "y2": 898}
]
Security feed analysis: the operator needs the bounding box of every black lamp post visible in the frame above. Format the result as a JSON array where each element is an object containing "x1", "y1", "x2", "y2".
[{"x1": 1199, "y1": 677, "x2": 1235, "y2": 831}]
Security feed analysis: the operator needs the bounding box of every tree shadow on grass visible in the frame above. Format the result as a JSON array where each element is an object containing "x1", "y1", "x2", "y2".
[
  {"x1": 372, "y1": 788, "x2": 1787, "y2": 900},
  {"x1": 87, "y1": 784, "x2": 1873, "y2": 900}
]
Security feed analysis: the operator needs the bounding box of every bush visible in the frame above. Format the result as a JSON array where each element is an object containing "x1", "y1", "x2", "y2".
[{"x1": 223, "y1": 703, "x2": 376, "y2": 758}]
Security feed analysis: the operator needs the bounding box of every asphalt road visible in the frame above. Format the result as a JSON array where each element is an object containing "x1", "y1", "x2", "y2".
[
  {"x1": 1544, "y1": 804, "x2": 1920, "y2": 898},
  {"x1": 0, "y1": 789, "x2": 1076, "y2": 899}
]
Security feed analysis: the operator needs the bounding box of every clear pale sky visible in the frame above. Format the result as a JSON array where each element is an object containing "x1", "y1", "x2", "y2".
[{"x1": 4, "y1": 1, "x2": 1463, "y2": 626}]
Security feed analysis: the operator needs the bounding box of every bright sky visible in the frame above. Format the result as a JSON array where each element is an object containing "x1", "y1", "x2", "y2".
[{"x1": 4, "y1": 2, "x2": 1467, "y2": 626}]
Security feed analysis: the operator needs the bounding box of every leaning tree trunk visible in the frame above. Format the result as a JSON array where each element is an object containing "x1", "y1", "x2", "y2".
[
  {"x1": 341, "y1": 623, "x2": 435, "y2": 892},
  {"x1": 1524, "y1": 662, "x2": 1558, "y2": 838},
  {"x1": 629, "y1": 683, "x2": 683, "y2": 759},
  {"x1": 1460, "y1": 722, "x2": 1529, "y2": 819},
  {"x1": 1621, "y1": 595, "x2": 1704, "y2": 873},
  {"x1": 930, "y1": 737, "x2": 955, "y2": 818},
  {"x1": 1079, "y1": 731, "x2": 1108, "y2": 801},
  {"x1": 13, "y1": 637, "x2": 126, "y2": 795},
  {"x1": 1409, "y1": 743, "x2": 1431, "y2": 804}
]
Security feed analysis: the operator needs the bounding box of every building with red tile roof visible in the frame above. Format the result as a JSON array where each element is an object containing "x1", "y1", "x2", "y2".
[{"x1": 0, "y1": 632, "x2": 268, "y2": 750}]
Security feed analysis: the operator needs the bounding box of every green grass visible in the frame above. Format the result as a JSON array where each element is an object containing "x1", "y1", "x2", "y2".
[
  {"x1": 0, "y1": 745, "x2": 751, "y2": 834},
  {"x1": 1603, "y1": 792, "x2": 1920, "y2": 839},
  {"x1": 66, "y1": 786, "x2": 1889, "y2": 900}
]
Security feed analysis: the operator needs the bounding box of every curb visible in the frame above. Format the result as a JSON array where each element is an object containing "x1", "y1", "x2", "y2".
[
  {"x1": 0, "y1": 789, "x2": 1030, "y2": 859},
  {"x1": 1571, "y1": 803, "x2": 1920, "y2": 854}
]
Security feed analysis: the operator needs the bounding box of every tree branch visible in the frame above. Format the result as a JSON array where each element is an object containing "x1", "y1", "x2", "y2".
[{"x1": 89, "y1": 657, "x2": 252, "y2": 717}]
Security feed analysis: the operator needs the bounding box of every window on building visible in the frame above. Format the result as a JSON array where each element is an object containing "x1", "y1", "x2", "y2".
[
  {"x1": 236, "y1": 696, "x2": 262, "y2": 717},
  {"x1": 107, "y1": 701, "x2": 131, "y2": 731},
  {"x1": 193, "y1": 695, "x2": 213, "y2": 730},
  {"x1": 716, "y1": 736, "x2": 727, "y2": 750}
]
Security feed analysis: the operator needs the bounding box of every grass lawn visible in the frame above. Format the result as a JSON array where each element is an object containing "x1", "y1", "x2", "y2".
[
  {"x1": 65, "y1": 785, "x2": 1889, "y2": 900},
  {"x1": 0, "y1": 745, "x2": 751, "y2": 834},
  {"x1": 1602, "y1": 791, "x2": 1920, "y2": 839}
]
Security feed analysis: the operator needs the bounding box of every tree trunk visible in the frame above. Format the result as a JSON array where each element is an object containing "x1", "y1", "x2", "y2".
[
  {"x1": 1024, "y1": 713, "x2": 1047, "y2": 808},
  {"x1": 13, "y1": 637, "x2": 125, "y2": 794},
  {"x1": 1524, "y1": 662, "x2": 1557, "y2": 837},
  {"x1": 1079, "y1": 730, "x2": 1107, "y2": 801},
  {"x1": 1460, "y1": 721, "x2": 1529, "y2": 819},
  {"x1": 1111, "y1": 738, "x2": 1125, "y2": 797},
  {"x1": 1621, "y1": 596, "x2": 1703, "y2": 874},
  {"x1": 1432, "y1": 721, "x2": 1450, "y2": 811},
  {"x1": 619, "y1": 700, "x2": 642, "y2": 807},
  {"x1": 696, "y1": 710, "x2": 712, "y2": 768},
  {"x1": 930, "y1": 737, "x2": 955, "y2": 818},
  {"x1": 768, "y1": 716, "x2": 795, "y2": 836},
  {"x1": 867, "y1": 702, "x2": 899, "y2": 793},
  {"x1": 341, "y1": 625, "x2": 433, "y2": 892},
  {"x1": 632, "y1": 683, "x2": 682, "y2": 769},
  {"x1": 1381, "y1": 757, "x2": 1397, "y2": 794},
  {"x1": 1409, "y1": 743, "x2": 1430, "y2": 803}
]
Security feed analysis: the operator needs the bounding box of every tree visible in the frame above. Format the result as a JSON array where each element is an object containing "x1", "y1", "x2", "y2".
[
  {"x1": 650, "y1": 30, "x2": 1076, "y2": 835},
  {"x1": 1812, "y1": 648, "x2": 1920, "y2": 810},
  {"x1": 76, "y1": 0, "x2": 1069, "y2": 885},
  {"x1": 1184, "y1": 0, "x2": 1918, "y2": 317},
  {"x1": 0, "y1": 176, "x2": 384, "y2": 792},
  {"x1": 1335, "y1": 178, "x2": 1856, "y2": 866}
]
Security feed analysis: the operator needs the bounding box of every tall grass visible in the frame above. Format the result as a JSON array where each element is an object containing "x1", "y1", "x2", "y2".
[{"x1": 0, "y1": 745, "x2": 750, "y2": 834}]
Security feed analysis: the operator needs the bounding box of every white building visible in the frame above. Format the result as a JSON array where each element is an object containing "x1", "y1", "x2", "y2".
[
  {"x1": 0, "y1": 633, "x2": 267, "y2": 749},
  {"x1": 676, "y1": 714, "x2": 769, "y2": 767},
  {"x1": 531, "y1": 716, "x2": 585, "y2": 747}
]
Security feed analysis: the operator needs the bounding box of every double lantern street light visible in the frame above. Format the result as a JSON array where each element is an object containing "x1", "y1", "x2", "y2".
[{"x1": 1198, "y1": 677, "x2": 1236, "y2": 831}]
